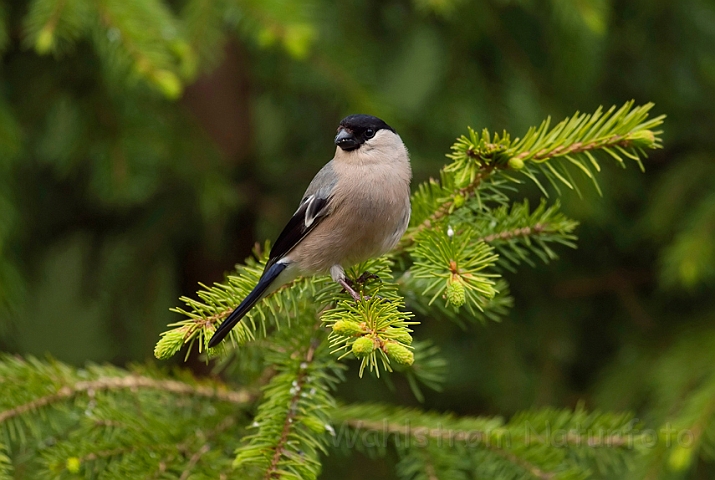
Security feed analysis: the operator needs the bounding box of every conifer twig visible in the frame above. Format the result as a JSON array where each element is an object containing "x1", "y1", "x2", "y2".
[
  {"x1": 37, "y1": 0, "x2": 68, "y2": 39},
  {"x1": 343, "y1": 418, "x2": 634, "y2": 447},
  {"x1": 177, "y1": 416, "x2": 236, "y2": 480},
  {"x1": 494, "y1": 449, "x2": 555, "y2": 480},
  {"x1": 399, "y1": 102, "x2": 664, "y2": 250},
  {"x1": 0, "y1": 376, "x2": 252, "y2": 424},
  {"x1": 179, "y1": 444, "x2": 211, "y2": 480},
  {"x1": 513, "y1": 133, "x2": 643, "y2": 162},
  {"x1": 399, "y1": 167, "x2": 496, "y2": 248},
  {"x1": 265, "y1": 341, "x2": 317, "y2": 479},
  {"x1": 477, "y1": 224, "x2": 546, "y2": 243},
  {"x1": 345, "y1": 419, "x2": 558, "y2": 479}
]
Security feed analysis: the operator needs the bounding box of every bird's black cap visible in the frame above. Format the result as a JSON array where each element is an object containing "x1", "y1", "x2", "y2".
[
  {"x1": 335, "y1": 114, "x2": 395, "y2": 151},
  {"x1": 339, "y1": 114, "x2": 394, "y2": 133}
]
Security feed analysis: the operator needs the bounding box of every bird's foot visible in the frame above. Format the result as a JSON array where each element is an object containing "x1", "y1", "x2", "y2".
[
  {"x1": 337, "y1": 272, "x2": 384, "y2": 303},
  {"x1": 337, "y1": 278, "x2": 369, "y2": 302},
  {"x1": 356, "y1": 271, "x2": 381, "y2": 284}
]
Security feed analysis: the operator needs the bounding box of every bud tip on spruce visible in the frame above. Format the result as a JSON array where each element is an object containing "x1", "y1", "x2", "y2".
[
  {"x1": 446, "y1": 276, "x2": 466, "y2": 307},
  {"x1": 627, "y1": 129, "x2": 656, "y2": 147},
  {"x1": 151, "y1": 70, "x2": 183, "y2": 100},
  {"x1": 668, "y1": 445, "x2": 694, "y2": 472},
  {"x1": 352, "y1": 337, "x2": 375, "y2": 358},
  {"x1": 154, "y1": 328, "x2": 185, "y2": 360},
  {"x1": 385, "y1": 342, "x2": 414, "y2": 366},
  {"x1": 388, "y1": 328, "x2": 413, "y2": 345},
  {"x1": 35, "y1": 28, "x2": 55, "y2": 54},
  {"x1": 66, "y1": 457, "x2": 81, "y2": 474},
  {"x1": 508, "y1": 157, "x2": 525, "y2": 170},
  {"x1": 453, "y1": 193, "x2": 466, "y2": 208},
  {"x1": 333, "y1": 320, "x2": 364, "y2": 336}
]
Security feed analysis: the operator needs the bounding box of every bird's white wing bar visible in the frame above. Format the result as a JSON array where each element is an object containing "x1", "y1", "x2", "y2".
[
  {"x1": 265, "y1": 193, "x2": 331, "y2": 269},
  {"x1": 304, "y1": 194, "x2": 324, "y2": 228}
]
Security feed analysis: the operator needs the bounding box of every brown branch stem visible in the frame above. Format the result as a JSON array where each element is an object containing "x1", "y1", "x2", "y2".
[
  {"x1": 515, "y1": 134, "x2": 631, "y2": 162},
  {"x1": 265, "y1": 341, "x2": 318, "y2": 479},
  {"x1": 0, "y1": 375, "x2": 252, "y2": 424},
  {"x1": 341, "y1": 418, "x2": 637, "y2": 479},
  {"x1": 478, "y1": 224, "x2": 546, "y2": 244},
  {"x1": 345, "y1": 419, "x2": 555, "y2": 479}
]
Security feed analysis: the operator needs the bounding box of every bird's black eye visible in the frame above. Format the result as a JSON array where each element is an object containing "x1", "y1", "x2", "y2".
[{"x1": 364, "y1": 128, "x2": 375, "y2": 139}]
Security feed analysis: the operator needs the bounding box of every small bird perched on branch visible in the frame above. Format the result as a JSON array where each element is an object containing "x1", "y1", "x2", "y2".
[{"x1": 208, "y1": 114, "x2": 412, "y2": 347}]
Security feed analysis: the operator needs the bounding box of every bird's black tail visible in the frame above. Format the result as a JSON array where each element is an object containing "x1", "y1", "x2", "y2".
[{"x1": 208, "y1": 262, "x2": 287, "y2": 348}]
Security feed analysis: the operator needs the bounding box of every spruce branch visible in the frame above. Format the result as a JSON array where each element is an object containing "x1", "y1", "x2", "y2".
[
  {"x1": 0, "y1": 442, "x2": 11, "y2": 480},
  {"x1": 338, "y1": 413, "x2": 638, "y2": 449},
  {"x1": 0, "y1": 365, "x2": 252, "y2": 426},
  {"x1": 0, "y1": 356, "x2": 255, "y2": 478},
  {"x1": 401, "y1": 101, "x2": 664, "y2": 247},
  {"x1": 49, "y1": 416, "x2": 234, "y2": 480},
  {"x1": 315, "y1": 256, "x2": 406, "y2": 306},
  {"x1": 475, "y1": 200, "x2": 576, "y2": 245},
  {"x1": 632, "y1": 329, "x2": 715, "y2": 474},
  {"x1": 474, "y1": 199, "x2": 579, "y2": 270},
  {"x1": 407, "y1": 278, "x2": 514, "y2": 327},
  {"x1": 0, "y1": 375, "x2": 250, "y2": 425},
  {"x1": 332, "y1": 403, "x2": 646, "y2": 479},
  {"x1": 492, "y1": 450, "x2": 557, "y2": 480},
  {"x1": 319, "y1": 258, "x2": 417, "y2": 378},
  {"x1": 41, "y1": 395, "x2": 241, "y2": 478},
  {"x1": 181, "y1": 0, "x2": 229, "y2": 70},
  {"x1": 323, "y1": 296, "x2": 418, "y2": 377},
  {"x1": 403, "y1": 166, "x2": 502, "y2": 247},
  {"x1": 231, "y1": 0, "x2": 317, "y2": 60},
  {"x1": 92, "y1": 0, "x2": 193, "y2": 98},
  {"x1": 234, "y1": 322, "x2": 340, "y2": 480},
  {"x1": 265, "y1": 343, "x2": 317, "y2": 479},
  {"x1": 161, "y1": 252, "x2": 416, "y2": 371},
  {"x1": 396, "y1": 447, "x2": 469, "y2": 480},
  {"x1": 22, "y1": 0, "x2": 92, "y2": 55},
  {"x1": 339, "y1": 416, "x2": 565, "y2": 479},
  {"x1": 660, "y1": 375, "x2": 715, "y2": 473},
  {"x1": 480, "y1": 226, "x2": 545, "y2": 244},
  {"x1": 408, "y1": 226, "x2": 499, "y2": 314},
  {"x1": 159, "y1": 244, "x2": 324, "y2": 358}
]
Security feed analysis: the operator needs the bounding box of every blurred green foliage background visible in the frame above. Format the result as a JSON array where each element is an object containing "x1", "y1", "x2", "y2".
[{"x1": 1, "y1": 0, "x2": 715, "y2": 476}]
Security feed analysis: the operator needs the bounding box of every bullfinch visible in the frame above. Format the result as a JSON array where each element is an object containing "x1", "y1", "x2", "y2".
[{"x1": 209, "y1": 114, "x2": 411, "y2": 347}]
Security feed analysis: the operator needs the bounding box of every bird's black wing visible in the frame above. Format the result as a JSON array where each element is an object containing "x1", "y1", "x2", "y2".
[
  {"x1": 266, "y1": 194, "x2": 331, "y2": 269},
  {"x1": 210, "y1": 193, "x2": 330, "y2": 347}
]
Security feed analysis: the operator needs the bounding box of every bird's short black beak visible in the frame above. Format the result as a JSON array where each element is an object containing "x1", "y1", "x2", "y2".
[{"x1": 335, "y1": 128, "x2": 359, "y2": 151}]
